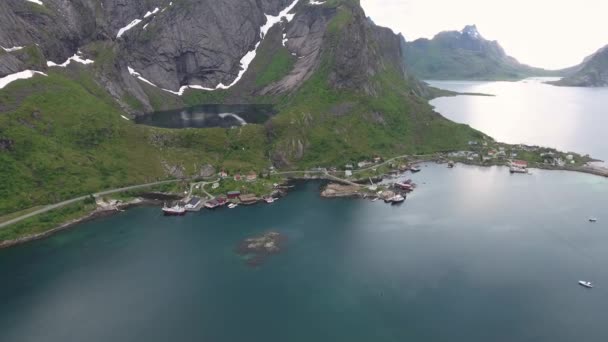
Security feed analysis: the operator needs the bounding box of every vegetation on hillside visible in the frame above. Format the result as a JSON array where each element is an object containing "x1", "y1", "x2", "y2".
[
  {"x1": 0, "y1": 0, "x2": 481, "y2": 223},
  {"x1": 0, "y1": 69, "x2": 269, "y2": 216}
]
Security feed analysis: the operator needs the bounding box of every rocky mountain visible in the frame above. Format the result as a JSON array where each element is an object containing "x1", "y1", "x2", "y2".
[
  {"x1": 403, "y1": 25, "x2": 558, "y2": 80},
  {"x1": 551, "y1": 45, "x2": 608, "y2": 87},
  {"x1": 0, "y1": 0, "x2": 483, "y2": 214}
]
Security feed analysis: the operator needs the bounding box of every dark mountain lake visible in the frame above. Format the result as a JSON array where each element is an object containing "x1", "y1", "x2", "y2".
[
  {"x1": 134, "y1": 104, "x2": 277, "y2": 129},
  {"x1": 1, "y1": 165, "x2": 608, "y2": 342}
]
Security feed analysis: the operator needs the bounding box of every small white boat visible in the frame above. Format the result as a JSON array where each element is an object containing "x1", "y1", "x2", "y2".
[
  {"x1": 162, "y1": 204, "x2": 186, "y2": 216},
  {"x1": 264, "y1": 197, "x2": 276, "y2": 204},
  {"x1": 371, "y1": 198, "x2": 378, "y2": 202},
  {"x1": 228, "y1": 203, "x2": 238, "y2": 209},
  {"x1": 589, "y1": 217, "x2": 598, "y2": 223},
  {"x1": 578, "y1": 281, "x2": 593, "y2": 288},
  {"x1": 390, "y1": 195, "x2": 405, "y2": 204}
]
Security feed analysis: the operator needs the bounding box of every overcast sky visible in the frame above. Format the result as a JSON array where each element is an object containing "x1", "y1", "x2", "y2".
[{"x1": 361, "y1": 0, "x2": 608, "y2": 69}]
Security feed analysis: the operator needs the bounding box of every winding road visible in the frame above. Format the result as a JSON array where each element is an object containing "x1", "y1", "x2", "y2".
[
  {"x1": 0, "y1": 179, "x2": 182, "y2": 230},
  {"x1": 0, "y1": 154, "x2": 437, "y2": 231}
]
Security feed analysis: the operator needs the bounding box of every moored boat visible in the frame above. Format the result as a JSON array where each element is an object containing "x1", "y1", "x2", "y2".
[
  {"x1": 228, "y1": 203, "x2": 238, "y2": 209},
  {"x1": 162, "y1": 204, "x2": 186, "y2": 216},
  {"x1": 410, "y1": 166, "x2": 421, "y2": 173},
  {"x1": 264, "y1": 197, "x2": 276, "y2": 204},
  {"x1": 509, "y1": 166, "x2": 528, "y2": 174},
  {"x1": 388, "y1": 194, "x2": 405, "y2": 204},
  {"x1": 395, "y1": 182, "x2": 415, "y2": 192},
  {"x1": 510, "y1": 160, "x2": 528, "y2": 174}
]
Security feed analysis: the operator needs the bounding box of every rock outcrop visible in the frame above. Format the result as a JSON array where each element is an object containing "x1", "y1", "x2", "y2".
[
  {"x1": 235, "y1": 231, "x2": 286, "y2": 267},
  {"x1": 321, "y1": 183, "x2": 364, "y2": 198}
]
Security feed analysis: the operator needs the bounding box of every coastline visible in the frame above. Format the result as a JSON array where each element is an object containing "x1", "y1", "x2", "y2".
[
  {"x1": 0, "y1": 198, "x2": 159, "y2": 250},
  {"x1": 1, "y1": 158, "x2": 606, "y2": 250}
]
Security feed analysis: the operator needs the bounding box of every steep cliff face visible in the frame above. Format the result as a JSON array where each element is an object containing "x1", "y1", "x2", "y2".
[
  {"x1": 0, "y1": 0, "x2": 422, "y2": 107},
  {"x1": 403, "y1": 25, "x2": 557, "y2": 80},
  {"x1": 0, "y1": 0, "x2": 291, "y2": 86},
  {"x1": 552, "y1": 45, "x2": 608, "y2": 87},
  {"x1": 122, "y1": 0, "x2": 295, "y2": 92}
]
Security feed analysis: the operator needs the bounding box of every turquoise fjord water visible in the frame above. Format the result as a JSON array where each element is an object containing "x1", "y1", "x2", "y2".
[
  {"x1": 1, "y1": 165, "x2": 608, "y2": 342},
  {"x1": 428, "y1": 78, "x2": 608, "y2": 164}
]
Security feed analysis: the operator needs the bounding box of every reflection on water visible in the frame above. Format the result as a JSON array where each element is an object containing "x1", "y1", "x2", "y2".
[
  {"x1": 134, "y1": 104, "x2": 277, "y2": 129},
  {"x1": 428, "y1": 78, "x2": 608, "y2": 164},
  {"x1": 1, "y1": 165, "x2": 608, "y2": 342}
]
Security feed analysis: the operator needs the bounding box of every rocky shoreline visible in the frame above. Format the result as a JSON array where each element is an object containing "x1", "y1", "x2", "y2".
[{"x1": 0, "y1": 198, "x2": 158, "y2": 249}]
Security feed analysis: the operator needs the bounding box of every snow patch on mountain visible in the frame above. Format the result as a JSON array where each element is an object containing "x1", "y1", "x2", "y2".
[
  {"x1": 0, "y1": 70, "x2": 47, "y2": 90},
  {"x1": 117, "y1": 19, "x2": 142, "y2": 38},
  {"x1": 1, "y1": 46, "x2": 24, "y2": 52},
  {"x1": 128, "y1": 0, "x2": 300, "y2": 95},
  {"x1": 128, "y1": 67, "x2": 160, "y2": 88},
  {"x1": 144, "y1": 8, "x2": 160, "y2": 18},
  {"x1": 205, "y1": 0, "x2": 300, "y2": 91},
  {"x1": 25, "y1": 0, "x2": 43, "y2": 6},
  {"x1": 47, "y1": 51, "x2": 94, "y2": 67}
]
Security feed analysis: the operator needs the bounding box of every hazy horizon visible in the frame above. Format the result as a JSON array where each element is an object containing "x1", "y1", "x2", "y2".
[{"x1": 361, "y1": 0, "x2": 608, "y2": 69}]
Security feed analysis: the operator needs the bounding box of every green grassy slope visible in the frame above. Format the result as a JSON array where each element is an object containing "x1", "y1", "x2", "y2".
[
  {"x1": 0, "y1": 68, "x2": 270, "y2": 215},
  {"x1": 0, "y1": 0, "x2": 484, "y2": 218},
  {"x1": 267, "y1": 4, "x2": 484, "y2": 167}
]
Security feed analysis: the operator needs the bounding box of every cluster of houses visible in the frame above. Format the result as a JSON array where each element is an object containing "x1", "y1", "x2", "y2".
[
  {"x1": 449, "y1": 142, "x2": 580, "y2": 172},
  {"x1": 449, "y1": 146, "x2": 522, "y2": 163},
  {"x1": 342, "y1": 156, "x2": 384, "y2": 176},
  {"x1": 218, "y1": 170, "x2": 260, "y2": 182},
  {"x1": 541, "y1": 152, "x2": 576, "y2": 167},
  {"x1": 202, "y1": 190, "x2": 262, "y2": 209},
  {"x1": 447, "y1": 149, "x2": 516, "y2": 161}
]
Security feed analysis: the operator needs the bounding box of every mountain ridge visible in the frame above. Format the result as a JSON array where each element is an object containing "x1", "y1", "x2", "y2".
[
  {"x1": 550, "y1": 44, "x2": 608, "y2": 87},
  {"x1": 402, "y1": 24, "x2": 560, "y2": 80}
]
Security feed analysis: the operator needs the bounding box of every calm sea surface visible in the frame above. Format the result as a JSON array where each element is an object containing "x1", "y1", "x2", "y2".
[
  {"x1": 428, "y1": 78, "x2": 608, "y2": 163},
  {"x1": 1, "y1": 165, "x2": 608, "y2": 342}
]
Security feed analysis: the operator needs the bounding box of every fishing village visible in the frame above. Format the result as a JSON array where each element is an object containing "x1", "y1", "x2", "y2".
[
  {"x1": 150, "y1": 141, "x2": 607, "y2": 216},
  {"x1": 76, "y1": 138, "x2": 608, "y2": 219},
  {"x1": 2, "y1": 140, "x2": 606, "y2": 250}
]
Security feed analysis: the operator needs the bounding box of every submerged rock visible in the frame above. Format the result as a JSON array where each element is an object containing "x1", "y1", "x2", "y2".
[{"x1": 236, "y1": 231, "x2": 286, "y2": 267}]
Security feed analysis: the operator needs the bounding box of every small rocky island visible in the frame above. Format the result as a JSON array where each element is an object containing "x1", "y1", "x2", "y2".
[{"x1": 236, "y1": 231, "x2": 286, "y2": 267}]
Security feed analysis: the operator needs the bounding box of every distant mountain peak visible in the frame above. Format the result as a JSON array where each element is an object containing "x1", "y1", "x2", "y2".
[
  {"x1": 461, "y1": 25, "x2": 481, "y2": 39},
  {"x1": 403, "y1": 24, "x2": 558, "y2": 80}
]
